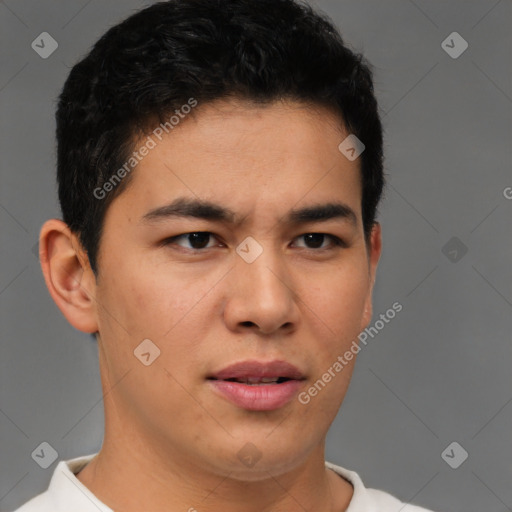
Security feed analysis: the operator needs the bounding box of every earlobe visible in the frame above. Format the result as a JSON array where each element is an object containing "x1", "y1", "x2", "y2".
[{"x1": 39, "y1": 219, "x2": 99, "y2": 333}]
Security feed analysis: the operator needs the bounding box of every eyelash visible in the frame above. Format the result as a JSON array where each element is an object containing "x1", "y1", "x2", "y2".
[{"x1": 161, "y1": 232, "x2": 347, "y2": 252}]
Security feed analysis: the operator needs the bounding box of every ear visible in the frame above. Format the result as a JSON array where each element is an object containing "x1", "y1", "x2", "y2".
[
  {"x1": 39, "y1": 219, "x2": 99, "y2": 333},
  {"x1": 360, "y1": 221, "x2": 382, "y2": 330}
]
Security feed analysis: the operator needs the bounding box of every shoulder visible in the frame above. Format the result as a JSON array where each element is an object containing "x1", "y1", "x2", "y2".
[{"x1": 325, "y1": 460, "x2": 438, "y2": 512}]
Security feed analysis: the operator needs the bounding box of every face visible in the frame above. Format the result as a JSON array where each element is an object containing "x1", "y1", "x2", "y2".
[{"x1": 81, "y1": 99, "x2": 380, "y2": 479}]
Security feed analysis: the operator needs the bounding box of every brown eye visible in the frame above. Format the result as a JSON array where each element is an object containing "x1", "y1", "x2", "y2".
[
  {"x1": 293, "y1": 233, "x2": 344, "y2": 250},
  {"x1": 303, "y1": 233, "x2": 325, "y2": 248},
  {"x1": 163, "y1": 232, "x2": 218, "y2": 250}
]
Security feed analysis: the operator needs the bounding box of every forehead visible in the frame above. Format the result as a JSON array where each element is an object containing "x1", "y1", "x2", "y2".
[{"x1": 111, "y1": 98, "x2": 362, "y2": 222}]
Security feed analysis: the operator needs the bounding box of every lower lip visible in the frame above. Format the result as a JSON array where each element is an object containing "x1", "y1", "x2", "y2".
[{"x1": 208, "y1": 379, "x2": 303, "y2": 411}]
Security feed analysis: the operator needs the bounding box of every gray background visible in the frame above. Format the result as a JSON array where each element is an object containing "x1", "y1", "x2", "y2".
[{"x1": 1, "y1": 1, "x2": 511, "y2": 511}]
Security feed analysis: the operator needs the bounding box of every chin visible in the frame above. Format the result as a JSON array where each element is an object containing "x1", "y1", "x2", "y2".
[{"x1": 213, "y1": 437, "x2": 312, "y2": 482}]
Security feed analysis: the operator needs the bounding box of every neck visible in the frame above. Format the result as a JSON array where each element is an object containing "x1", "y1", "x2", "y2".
[{"x1": 76, "y1": 430, "x2": 353, "y2": 512}]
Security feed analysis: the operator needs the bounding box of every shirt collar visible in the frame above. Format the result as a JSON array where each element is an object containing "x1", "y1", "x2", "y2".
[
  {"x1": 47, "y1": 453, "x2": 112, "y2": 512},
  {"x1": 325, "y1": 460, "x2": 374, "y2": 511}
]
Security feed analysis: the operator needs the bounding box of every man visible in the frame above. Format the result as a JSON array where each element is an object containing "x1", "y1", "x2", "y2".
[{"x1": 15, "y1": 0, "x2": 438, "y2": 510}]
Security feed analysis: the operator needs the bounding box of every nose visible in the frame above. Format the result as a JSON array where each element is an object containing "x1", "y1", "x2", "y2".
[{"x1": 222, "y1": 243, "x2": 300, "y2": 335}]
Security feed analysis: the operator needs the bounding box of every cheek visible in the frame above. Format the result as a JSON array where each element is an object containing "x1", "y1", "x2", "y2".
[
  {"x1": 120, "y1": 267, "x2": 219, "y2": 370},
  {"x1": 100, "y1": 262, "x2": 195, "y2": 335},
  {"x1": 302, "y1": 264, "x2": 369, "y2": 331},
  {"x1": 297, "y1": 270, "x2": 367, "y2": 419}
]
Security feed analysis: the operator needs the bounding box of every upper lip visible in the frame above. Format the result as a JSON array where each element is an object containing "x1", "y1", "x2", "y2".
[{"x1": 208, "y1": 360, "x2": 305, "y2": 380}]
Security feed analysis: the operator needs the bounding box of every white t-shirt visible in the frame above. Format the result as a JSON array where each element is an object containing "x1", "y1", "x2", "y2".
[{"x1": 12, "y1": 453, "x2": 437, "y2": 511}]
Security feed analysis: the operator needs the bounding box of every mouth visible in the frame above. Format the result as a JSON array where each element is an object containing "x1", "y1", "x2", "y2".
[
  {"x1": 208, "y1": 376, "x2": 294, "y2": 385},
  {"x1": 207, "y1": 359, "x2": 305, "y2": 381},
  {"x1": 206, "y1": 360, "x2": 305, "y2": 411}
]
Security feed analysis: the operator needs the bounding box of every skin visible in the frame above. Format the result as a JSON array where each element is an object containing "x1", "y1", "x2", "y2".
[{"x1": 40, "y1": 98, "x2": 381, "y2": 512}]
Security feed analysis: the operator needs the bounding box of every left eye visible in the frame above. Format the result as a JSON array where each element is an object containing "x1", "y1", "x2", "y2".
[{"x1": 292, "y1": 233, "x2": 344, "y2": 250}]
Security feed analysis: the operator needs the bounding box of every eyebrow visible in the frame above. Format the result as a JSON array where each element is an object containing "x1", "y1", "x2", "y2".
[{"x1": 141, "y1": 197, "x2": 358, "y2": 227}]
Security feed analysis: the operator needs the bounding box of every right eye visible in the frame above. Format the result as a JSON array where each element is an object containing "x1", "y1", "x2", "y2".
[{"x1": 161, "y1": 232, "x2": 223, "y2": 251}]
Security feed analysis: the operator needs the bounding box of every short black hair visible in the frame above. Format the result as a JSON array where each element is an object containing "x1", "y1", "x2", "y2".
[{"x1": 56, "y1": 0, "x2": 385, "y2": 276}]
